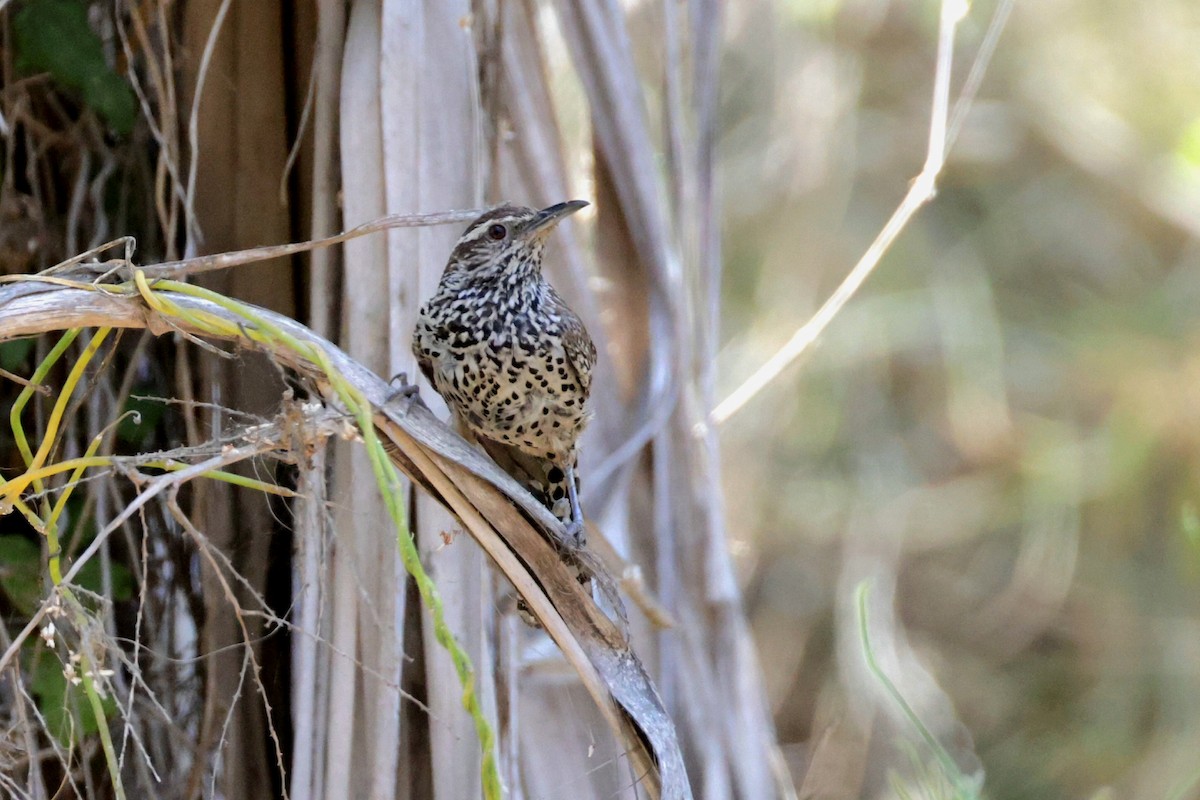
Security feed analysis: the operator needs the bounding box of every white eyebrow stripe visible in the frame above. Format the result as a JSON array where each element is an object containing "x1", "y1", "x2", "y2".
[
  {"x1": 459, "y1": 225, "x2": 491, "y2": 243},
  {"x1": 460, "y1": 215, "x2": 527, "y2": 243}
]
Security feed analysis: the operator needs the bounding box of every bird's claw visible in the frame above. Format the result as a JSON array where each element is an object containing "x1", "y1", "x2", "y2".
[
  {"x1": 388, "y1": 371, "x2": 418, "y2": 394},
  {"x1": 385, "y1": 372, "x2": 425, "y2": 409},
  {"x1": 562, "y1": 518, "x2": 585, "y2": 548},
  {"x1": 564, "y1": 463, "x2": 586, "y2": 547}
]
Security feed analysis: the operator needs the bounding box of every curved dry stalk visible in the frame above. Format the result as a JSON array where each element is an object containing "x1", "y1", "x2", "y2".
[
  {"x1": 0, "y1": 278, "x2": 692, "y2": 800},
  {"x1": 711, "y1": 0, "x2": 997, "y2": 425}
]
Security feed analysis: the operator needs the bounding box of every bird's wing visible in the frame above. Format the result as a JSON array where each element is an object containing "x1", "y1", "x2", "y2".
[
  {"x1": 412, "y1": 319, "x2": 439, "y2": 387},
  {"x1": 563, "y1": 321, "x2": 596, "y2": 397},
  {"x1": 417, "y1": 353, "x2": 436, "y2": 388},
  {"x1": 547, "y1": 288, "x2": 596, "y2": 397}
]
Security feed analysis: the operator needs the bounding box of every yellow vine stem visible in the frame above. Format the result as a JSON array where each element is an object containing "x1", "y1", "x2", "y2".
[
  {"x1": 3, "y1": 493, "x2": 45, "y2": 533},
  {"x1": 0, "y1": 456, "x2": 294, "y2": 513},
  {"x1": 45, "y1": 435, "x2": 109, "y2": 546},
  {"x1": 132, "y1": 273, "x2": 502, "y2": 800},
  {"x1": 3, "y1": 328, "x2": 125, "y2": 800},
  {"x1": 9, "y1": 327, "x2": 110, "y2": 583},
  {"x1": 3, "y1": 329, "x2": 82, "y2": 535},
  {"x1": 28, "y1": 328, "x2": 111, "y2": 487},
  {"x1": 8, "y1": 328, "x2": 81, "y2": 472}
]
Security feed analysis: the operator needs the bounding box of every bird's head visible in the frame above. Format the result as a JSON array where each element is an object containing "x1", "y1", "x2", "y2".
[{"x1": 445, "y1": 200, "x2": 587, "y2": 282}]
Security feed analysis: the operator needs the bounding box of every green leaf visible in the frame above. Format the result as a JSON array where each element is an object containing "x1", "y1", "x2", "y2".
[
  {"x1": 30, "y1": 649, "x2": 117, "y2": 745},
  {"x1": 0, "y1": 535, "x2": 44, "y2": 615},
  {"x1": 31, "y1": 651, "x2": 71, "y2": 741},
  {"x1": 0, "y1": 338, "x2": 35, "y2": 372},
  {"x1": 13, "y1": 0, "x2": 137, "y2": 135}
]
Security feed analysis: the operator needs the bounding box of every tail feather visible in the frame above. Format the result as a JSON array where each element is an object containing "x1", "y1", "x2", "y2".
[
  {"x1": 475, "y1": 438, "x2": 577, "y2": 528},
  {"x1": 541, "y1": 462, "x2": 578, "y2": 527},
  {"x1": 473, "y1": 437, "x2": 594, "y2": 624}
]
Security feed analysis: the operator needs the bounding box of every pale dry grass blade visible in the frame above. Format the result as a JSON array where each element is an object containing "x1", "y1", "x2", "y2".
[
  {"x1": 376, "y1": 2, "x2": 494, "y2": 798},
  {"x1": 329, "y1": 3, "x2": 392, "y2": 797},
  {"x1": 553, "y1": 1, "x2": 672, "y2": 282},
  {"x1": 289, "y1": 442, "x2": 329, "y2": 800},
  {"x1": 290, "y1": 6, "x2": 345, "y2": 799},
  {"x1": 307, "y1": 0, "x2": 345, "y2": 341},
  {"x1": 551, "y1": 2, "x2": 679, "y2": 528}
]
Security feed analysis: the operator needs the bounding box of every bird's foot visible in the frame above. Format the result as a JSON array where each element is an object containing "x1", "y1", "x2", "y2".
[
  {"x1": 562, "y1": 518, "x2": 586, "y2": 548},
  {"x1": 385, "y1": 372, "x2": 425, "y2": 411},
  {"x1": 564, "y1": 463, "x2": 586, "y2": 547}
]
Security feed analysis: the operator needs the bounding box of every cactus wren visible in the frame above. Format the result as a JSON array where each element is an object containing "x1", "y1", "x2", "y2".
[{"x1": 412, "y1": 201, "x2": 595, "y2": 542}]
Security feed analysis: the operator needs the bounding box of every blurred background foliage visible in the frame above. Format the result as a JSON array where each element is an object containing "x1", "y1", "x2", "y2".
[{"x1": 712, "y1": 0, "x2": 1200, "y2": 797}]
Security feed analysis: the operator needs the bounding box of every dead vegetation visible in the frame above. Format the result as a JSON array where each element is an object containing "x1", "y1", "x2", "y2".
[{"x1": 0, "y1": 2, "x2": 761, "y2": 798}]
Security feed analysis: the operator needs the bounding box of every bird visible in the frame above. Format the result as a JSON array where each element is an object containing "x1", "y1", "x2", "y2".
[{"x1": 412, "y1": 200, "x2": 596, "y2": 547}]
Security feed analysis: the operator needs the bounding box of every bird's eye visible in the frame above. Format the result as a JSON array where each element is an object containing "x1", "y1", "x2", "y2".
[{"x1": 487, "y1": 224, "x2": 508, "y2": 241}]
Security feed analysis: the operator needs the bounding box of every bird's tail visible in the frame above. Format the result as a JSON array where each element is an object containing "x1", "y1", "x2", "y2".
[
  {"x1": 475, "y1": 438, "x2": 593, "y2": 574},
  {"x1": 541, "y1": 461, "x2": 578, "y2": 530},
  {"x1": 475, "y1": 439, "x2": 577, "y2": 528}
]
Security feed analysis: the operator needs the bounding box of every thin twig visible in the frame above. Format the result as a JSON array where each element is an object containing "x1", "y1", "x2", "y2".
[
  {"x1": 3, "y1": 210, "x2": 484, "y2": 287},
  {"x1": 280, "y1": 56, "x2": 319, "y2": 207},
  {"x1": 711, "y1": 0, "x2": 988, "y2": 425},
  {"x1": 167, "y1": 495, "x2": 291, "y2": 799},
  {"x1": 138, "y1": 209, "x2": 483, "y2": 280},
  {"x1": 0, "y1": 365, "x2": 52, "y2": 392},
  {"x1": 946, "y1": 0, "x2": 1015, "y2": 151}
]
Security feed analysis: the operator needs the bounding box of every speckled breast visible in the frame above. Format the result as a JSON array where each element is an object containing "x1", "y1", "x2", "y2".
[{"x1": 414, "y1": 318, "x2": 589, "y2": 461}]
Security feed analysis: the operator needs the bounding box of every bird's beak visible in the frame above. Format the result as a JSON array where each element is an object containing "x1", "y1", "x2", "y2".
[{"x1": 522, "y1": 200, "x2": 589, "y2": 238}]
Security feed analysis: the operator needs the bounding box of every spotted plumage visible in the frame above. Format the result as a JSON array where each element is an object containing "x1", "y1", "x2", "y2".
[{"x1": 413, "y1": 201, "x2": 596, "y2": 543}]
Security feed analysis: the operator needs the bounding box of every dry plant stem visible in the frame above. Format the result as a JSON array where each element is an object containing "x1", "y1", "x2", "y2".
[
  {"x1": 306, "y1": 0, "x2": 346, "y2": 341},
  {"x1": 0, "y1": 365, "x2": 49, "y2": 389},
  {"x1": 280, "y1": 63, "x2": 318, "y2": 206},
  {"x1": 556, "y1": 0, "x2": 683, "y2": 510},
  {"x1": 0, "y1": 279, "x2": 691, "y2": 798},
  {"x1": 290, "y1": 442, "x2": 328, "y2": 800},
  {"x1": 0, "y1": 210, "x2": 482, "y2": 289},
  {"x1": 946, "y1": 0, "x2": 1015, "y2": 151},
  {"x1": 385, "y1": 430, "x2": 627, "y2": 786},
  {"x1": 585, "y1": 520, "x2": 675, "y2": 628},
  {"x1": 396, "y1": 431, "x2": 667, "y2": 800},
  {"x1": 710, "y1": 0, "x2": 969, "y2": 425},
  {"x1": 117, "y1": 6, "x2": 190, "y2": 245}
]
